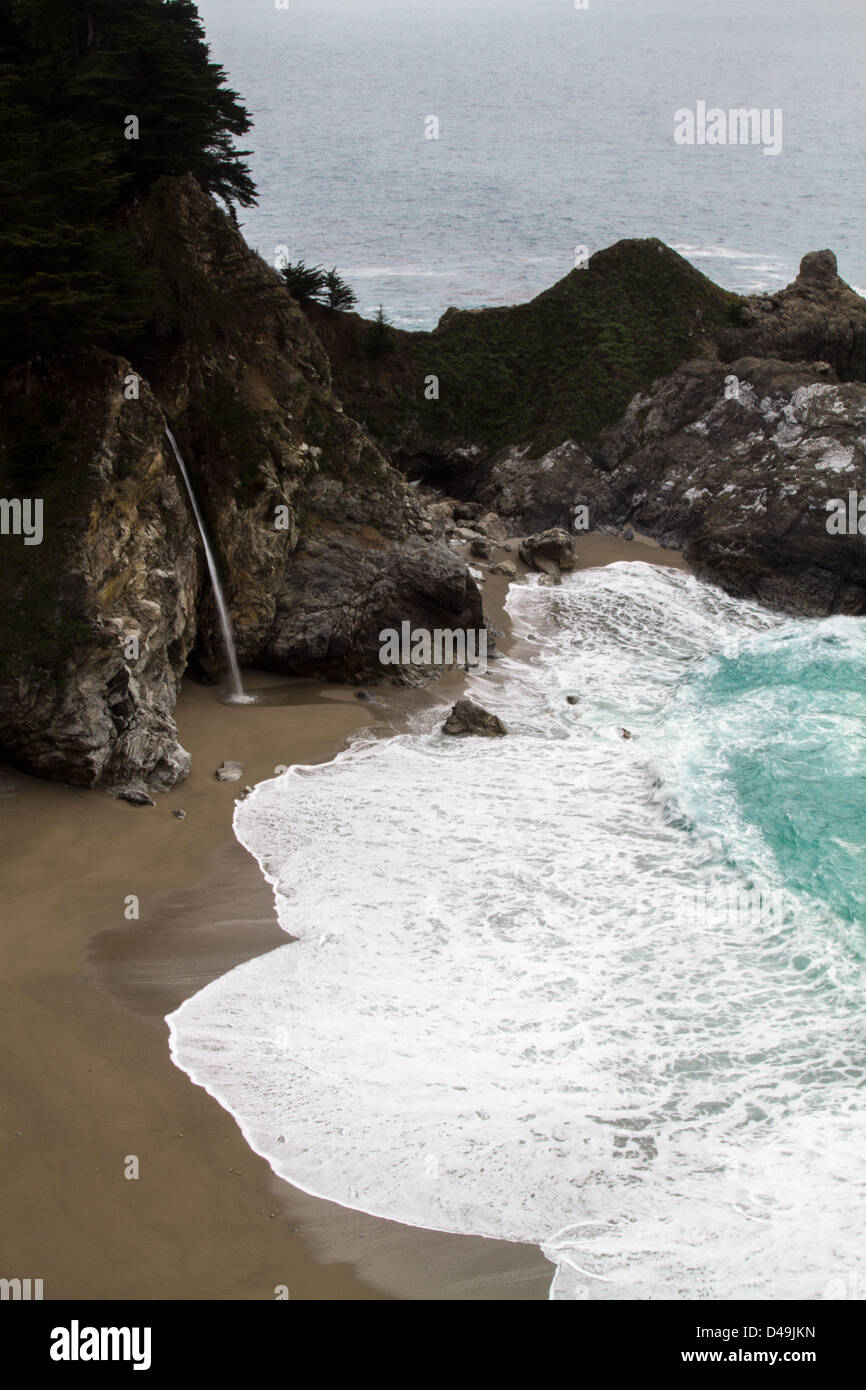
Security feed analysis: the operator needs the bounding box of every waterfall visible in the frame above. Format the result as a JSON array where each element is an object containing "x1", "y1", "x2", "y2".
[{"x1": 165, "y1": 426, "x2": 247, "y2": 702}]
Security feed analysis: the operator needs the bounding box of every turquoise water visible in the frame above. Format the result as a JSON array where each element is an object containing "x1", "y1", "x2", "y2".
[
  {"x1": 169, "y1": 567, "x2": 866, "y2": 1299},
  {"x1": 671, "y1": 620, "x2": 866, "y2": 940}
]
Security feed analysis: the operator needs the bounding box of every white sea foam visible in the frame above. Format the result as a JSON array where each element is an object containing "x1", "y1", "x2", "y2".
[{"x1": 167, "y1": 565, "x2": 866, "y2": 1299}]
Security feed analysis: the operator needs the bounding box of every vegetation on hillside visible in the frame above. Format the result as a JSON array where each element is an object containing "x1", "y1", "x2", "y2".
[
  {"x1": 305, "y1": 240, "x2": 742, "y2": 457},
  {"x1": 280, "y1": 260, "x2": 357, "y2": 311}
]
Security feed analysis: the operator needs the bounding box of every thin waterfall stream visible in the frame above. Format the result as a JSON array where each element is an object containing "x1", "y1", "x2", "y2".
[{"x1": 165, "y1": 426, "x2": 251, "y2": 704}]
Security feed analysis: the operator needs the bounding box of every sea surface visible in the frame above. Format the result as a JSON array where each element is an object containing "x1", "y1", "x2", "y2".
[
  {"x1": 168, "y1": 564, "x2": 866, "y2": 1299},
  {"x1": 197, "y1": 0, "x2": 866, "y2": 327}
]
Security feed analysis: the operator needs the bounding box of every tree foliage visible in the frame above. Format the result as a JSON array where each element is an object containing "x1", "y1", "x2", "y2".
[
  {"x1": 0, "y1": 0, "x2": 257, "y2": 363},
  {"x1": 366, "y1": 304, "x2": 397, "y2": 355},
  {"x1": 323, "y1": 268, "x2": 357, "y2": 311},
  {"x1": 280, "y1": 260, "x2": 357, "y2": 312},
  {"x1": 280, "y1": 260, "x2": 327, "y2": 302}
]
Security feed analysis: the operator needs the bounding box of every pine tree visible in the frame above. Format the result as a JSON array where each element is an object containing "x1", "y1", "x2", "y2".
[
  {"x1": 367, "y1": 304, "x2": 397, "y2": 355},
  {"x1": 5, "y1": 0, "x2": 256, "y2": 209},
  {"x1": 280, "y1": 261, "x2": 328, "y2": 303},
  {"x1": 0, "y1": 0, "x2": 259, "y2": 362},
  {"x1": 323, "y1": 268, "x2": 358, "y2": 312}
]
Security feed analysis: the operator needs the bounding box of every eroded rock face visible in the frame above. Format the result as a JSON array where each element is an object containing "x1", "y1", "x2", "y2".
[
  {"x1": 719, "y1": 252, "x2": 866, "y2": 381},
  {"x1": 468, "y1": 439, "x2": 601, "y2": 536},
  {"x1": 596, "y1": 358, "x2": 866, "y2": 614},
  {"x1": 0, "y1": 176, "x2": 486, "y2": 790},
  {"x1": 0, "y1": 353, "x2": 198, "y2": 789},
  {"x1": 133, "y1": 174, "x2": 485, "y2": 685}
]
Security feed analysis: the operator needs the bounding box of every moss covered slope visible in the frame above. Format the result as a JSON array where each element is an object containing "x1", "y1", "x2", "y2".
[{"x1": 307, "y1": 238, "x2": 740, "y2": 461}]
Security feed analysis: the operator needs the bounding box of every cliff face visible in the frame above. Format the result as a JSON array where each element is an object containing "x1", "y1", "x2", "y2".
[
  {"x1": 0, "y1": 354, "x2": 199, "y2": 791},
  {"x1": 0, "y1": 175, "x2": 483, "y2": 792},
  {"x1": 461, "y1": 351, "x2": 866, "y2": 616},
  {"x1": 596, "y1": 357, "x2": 866, "y2": 615},
  {"x1": 131, "y1": 175, "x2": 482, "y2": 683}
]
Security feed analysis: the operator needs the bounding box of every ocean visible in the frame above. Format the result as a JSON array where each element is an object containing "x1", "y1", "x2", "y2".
[
  {"x1": 168, "y1": 564, "x2": 866, "y2": 1299},
  {"x1": 165, "y1": 0, "x2": 866, "y2": 1300},
  {"x1": 197, "y1": 0, "x2": 866, "y2": 328}
]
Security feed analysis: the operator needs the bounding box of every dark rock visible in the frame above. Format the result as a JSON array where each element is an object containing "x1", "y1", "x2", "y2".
[
  {"x1": 596, "y1": 357, "x2": 866, "y2": 615},
  {"x1": 112, "y1": 786, "x2": 156, "y2": 806},
  {"x1": 354, "y1": 690, "x2": 371, "y2": 700},
  {"x1": 718, "y1": 250, "x2": 866, "y2": 381},
  {"x1": 474, "y1": 440, "x2": 601, "y2": 535},
  {"x1": 172, "y1": 809, "x2": 187, "y2": 819},
  {"x1": 566, "y1": 695, "x2": 580, "y2": 705},
  {"x1": 0, "y1": 354, "x2": 196, "y2": 794},
  {"x1": 470, "y1": 536, "x2": 492, "y2": 560},
  {"x1": 441, "y1": 698, "x2": 508, "y2": 738}
]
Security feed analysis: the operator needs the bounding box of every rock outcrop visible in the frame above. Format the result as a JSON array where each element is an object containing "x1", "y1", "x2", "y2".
[
  {"x1": 718, "y1": 252, "x2": 866, "y2": 382},
  {"x1": 0, "y1": 352, "x2": 198, "y2": 789},
  {"x1": 595, "y1": 357, "x2": 866, "y2": 614},
  {"x1": 4, "y1": 213, "x2": 865, "y2": 792},
  {"x1": 304, "y1": 244, "x2": 866, "y2": 619},
  {"x1": 133, "y1": 175, "x2": 484, "y2": 684},
  {"x1": 0, "y1": 175, "x2": 485, "y2": 791}
]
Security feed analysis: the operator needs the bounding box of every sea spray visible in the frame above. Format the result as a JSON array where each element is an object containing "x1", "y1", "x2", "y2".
[
  {"x1": 167, "y1": 564, "x2": 866, "y2": 1299},
  {"x1": 165, "y1": 426, "x2": 248, "y2": 703}
]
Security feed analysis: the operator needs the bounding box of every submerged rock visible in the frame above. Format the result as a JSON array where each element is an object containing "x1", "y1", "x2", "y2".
[{"x1": 441, "y1": 698, "x2": 508, "y2": 738}]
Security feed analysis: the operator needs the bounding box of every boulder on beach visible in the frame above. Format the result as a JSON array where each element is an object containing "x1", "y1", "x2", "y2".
[
  {"x1": 470, "y1": 535, "x2": 492, "y2": 560},
  {"x1": 215, "y1": 760, "x2": 244, "y2": 782},
  {"x1": 441, "y1": 698, "x2": 508, "y2": 738},
  {"x1": 519, "y1": 528, "x2": 577, "y2": 577}
]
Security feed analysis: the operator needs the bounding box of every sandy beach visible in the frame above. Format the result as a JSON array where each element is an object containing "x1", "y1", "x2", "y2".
[{"x1": 0, "y1": 533, "x2": 685, "y2": 1301}]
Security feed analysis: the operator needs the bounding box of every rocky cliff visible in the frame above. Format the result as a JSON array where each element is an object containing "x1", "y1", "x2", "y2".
[{"x1": 0, "y1": 175, "x2": 483, "y2": 794}]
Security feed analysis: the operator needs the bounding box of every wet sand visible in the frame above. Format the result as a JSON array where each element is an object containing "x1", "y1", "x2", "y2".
[{"x1": 0, "y1": 532, "x2": 684, "y2": 1300}]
